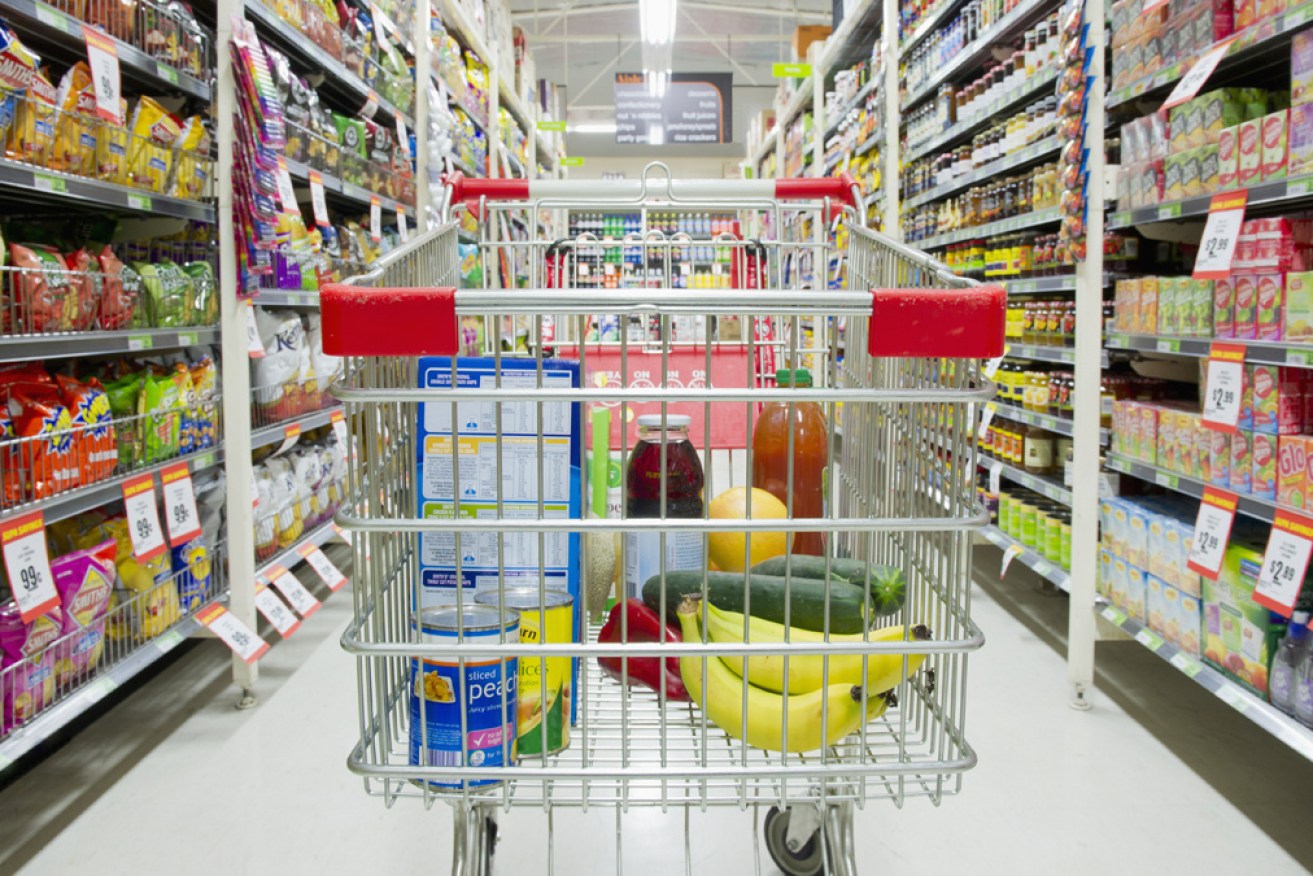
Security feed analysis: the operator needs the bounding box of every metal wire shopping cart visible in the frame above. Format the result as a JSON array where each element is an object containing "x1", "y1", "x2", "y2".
[{"x1": 321, "y1": 165, "x2": 1004, "y2": 875}]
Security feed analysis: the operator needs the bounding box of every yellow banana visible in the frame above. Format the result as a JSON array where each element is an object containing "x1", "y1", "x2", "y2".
[
  {"x1": 704, "y1": 600, "x2": 932, "y2": 695},
  {"x1": 676, "y1": 599, "x2": 867, "y2": 753}
]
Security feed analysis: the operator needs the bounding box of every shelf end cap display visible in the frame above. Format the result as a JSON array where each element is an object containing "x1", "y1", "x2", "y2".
[
  {"x1": 320, "y1": 284, "x2": 459, "y2": 356},
  {"x1": 867, "y1": 285, "x2": 1006, "y2": 358}
]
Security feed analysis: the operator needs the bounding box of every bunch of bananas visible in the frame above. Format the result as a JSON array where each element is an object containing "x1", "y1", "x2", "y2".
[{"x1": 675, "y1": 597, "x2": 931, "y2": 753}]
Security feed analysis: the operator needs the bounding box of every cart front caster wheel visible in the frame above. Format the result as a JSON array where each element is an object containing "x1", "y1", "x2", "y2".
[{"x1": 764, "y1": 806, "x2": 825, "y2": 876}]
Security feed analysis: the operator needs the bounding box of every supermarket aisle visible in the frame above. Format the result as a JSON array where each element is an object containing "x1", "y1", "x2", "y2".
[{"x1": 2, "y1": 571, "x2": 1308, "y2": 875}]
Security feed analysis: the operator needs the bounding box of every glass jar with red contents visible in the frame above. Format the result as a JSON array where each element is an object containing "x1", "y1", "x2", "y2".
[{"x1": 624, "y1": 414, "x2": 705, "y2": 597}]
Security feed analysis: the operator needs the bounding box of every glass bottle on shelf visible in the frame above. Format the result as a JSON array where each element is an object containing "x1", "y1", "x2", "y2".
[{"x1": 1023, "y1": 424, "x2": 1055, "y2": 475}]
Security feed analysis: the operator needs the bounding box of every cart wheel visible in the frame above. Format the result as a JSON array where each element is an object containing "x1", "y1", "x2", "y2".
[
  {"x1": 485, "y1": 816, "x2": 498, "y2": 864},
  {"x1": 764, "y1": 806, "x2": 825, "y2": 876}
]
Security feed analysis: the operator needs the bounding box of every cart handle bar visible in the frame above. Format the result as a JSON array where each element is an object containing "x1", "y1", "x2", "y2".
[
  {"x1": 320, "y1": 284, "x2": 1006, "y2": 359},
  {"x1": 442, "y1": 171, "x2": 863, "y2": 212}
]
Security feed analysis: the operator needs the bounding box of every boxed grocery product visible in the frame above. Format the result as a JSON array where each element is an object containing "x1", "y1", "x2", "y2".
[
  {"x1": 1278, "y1": 433, "x2": 1310, "y2": 507},
  {"x1": 1110, "y1": 556, "x2": 1130, "y2": 609},
  {"x1": 1098, "y1": 546, "x2": 1115, "y2": 599},
  {"x1": 1158, "y1": 406, "x2": 1179, "y2": 471},
  {"x1": 1179, "y1": 591, "x2": 1203, "y2": 655},
  {"x1": 1213, "y1": 274, "x2": 1235, "y2": 337},
  {"x1": 1240, "y1": 361, "x2": 1254, "y2": 431},
  {"x1": 1233, "y1": 273, "x2": 1257, "y2": 338},
  {"x1": 1238, "y1": 118, "x2": 1262, "y2": 183},
  {"x1": 1203, "y1": 545, "x2": 1277, "y2": 695},
  {"x1": 1148, "y1": 513, "x2": 1170, "y2": 581},
  {"x1": 1250, "y1": 364, "x2": 1302, "y2": 433},
  {"x1": 1126, "y1": 563, "x2": 1147, "y2": 622},
  {"x1": 1127, "y1": 503, "x2": 1150, "y2": 568},
  {"x1": 1252, "y1": 432, "x2": 1278, "y2": 499},
  {"x1": 1294, "y1": 29, "x2": 1313, "y2": 106},
  {"x1": 1210, "y1": 428, "x2": 1232, "y2": 487},
  {"x1": 1181, "y1": 146, "x2": 1204, "y2": 196},
  {"x1": 1192, "y1": 278, "x2": 1215, "y2": 335},
  {"x1": 1148, "y1": 574, "x2": 1169, "y2": 636},
  {"x1": 1286, "y1": 270, "x2": 1313, "y2": 341},
  {"x1": 1231, "y1": 428, "x2": 1253, "y2": 493},
  {"x1": 1256, "y1": 272, "x2": 1285, "y2": 340},
  {"x1": 1200, "y1": 89, "x2": 1247, "y2": 144},
  {"x1": 1218, "y1": 124, "x2": 1239, "y2": 188},
  {"x1": 1290, "y1": 102, "x2": 1313, "y2": 176},
  {"x1": 1158, "y1": 277, "x2": 1177, "y2": 334},
  {"x1": 1139, "y1": 276, "x2": 1159, "y2": 335},
  {"x1": 1179, "y1": 410, "x2": 1201, "y2": 477},
  {"x1": 1236, "y1": 0, "x2": 1254, "y2": 31},
  {"x1": 1199, "y1": 143, "x2": 1221, "y2": 193},
  {"x1": 1140, "y1": 403, "x2": 1160, "y2": 463},
  {"x1": 1262, "y1": 109, "x2": 1290, "y2": 180}
]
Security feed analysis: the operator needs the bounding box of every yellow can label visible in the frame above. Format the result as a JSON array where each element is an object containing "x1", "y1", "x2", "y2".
[{"x1": 515, "y1": 602, "x2": 572, "y2": 756}]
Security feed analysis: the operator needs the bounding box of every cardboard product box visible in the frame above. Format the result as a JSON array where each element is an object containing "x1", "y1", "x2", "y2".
[
  {"x1": 1285, "y1": 270, "x2": 1313, "y2": 341},
  {"x1": 1192, "y1": 277, "x2": 1215, "y2": 335},
  {"x1": 1178, "y1": 590, "x2": 1203, "y2": 656},
  {"x1": 1252, "y1": 431, "x2": 1278, "y2": 499},
  {"x1": 1251, "y1": 363, "x2": 1303, "y2": 434},
  {"x1": 1110, "y1": 556, "x2": 1131, "y2": 610},
  {"x1": 1115, "y1": 278, "x2": 1138, "y2": 331},
  {"x1": 1181, "y1": 146, "x2": 1204, "y2": 196},
  {"x1": 1126, "y1": 563, "x2": 1148, "y2": 622},
  {"x1": 1278, "y1": 434, "x2": 1310, "y2": 508},
  {"x1": 1158, "y1": 406, "x2": 1179, "y2": 472},
  {"x1": 1237, "y1": 118, "x2": 1263, "y2": 183},
  {"x1": 1139, "y1": 276, "x2": 1160, "y2": 335},
  {"x1": 1127, "y1": 503, "x2": 1151, "y2": 568},
  {"x1": 1262, "y1": 109, "x2": 1290, "y2": 180},
  {"x1": 1230, "y1": 427, "x2": 1253, "y2": 493},
  {"x1": 1290, "y1": 102, "x2": 1313, "y2": 177},
  {"x1": 1235, "y1": 0, "x2": 1255, "y2": 29},
  {"x1": 1232, "y1": 273, "x2": 1258, "y2": 339},
  {"x1": 1257, "y1": 0, "x2": 1285, "y2": 22},
  {"x1": 1203, "y1": 545, "x2": 1276, "y2": 695},
  {"x1": 1210, "y1": 428, "x2": 1232, "y2": 487},
  {"x1": 1157, "y1": 277, "x2": 1177, "y2": 334},
  {"x1": 1198, "y1": 143, "x2": 1221, "y2": 193},
  {"x1": 1213, "y1": 274, "x2": 1235, "y2": 337},
  {"x1": 1140, "y1": 404, "x2": 1160, "y2": 464},
  {"x1": 1148, "y1": 574, "x2": 1169, "y2": 637},
  {"x1": 1295, "y1": 31, "x2": 1313, "y2": 106},
  {"x1": 1164, "y1": 152, "x2": 1186, "y2": 201},
  {"x1": 1218, "y1": 124, "x2": 1239, "y2": 188},
  {"x1": 1255, "y1": 271, "x2": 1285, "y2": 341},
  {"x1": 1178, "y1": 410, "x2": 1201, "y2": 478},
  {"x1": 1239, "y1": 361, "x2": 1254, "y2": 431},
  {"x1": 1098, "y1": 546, "x2": 1116, "y2": 599},
  {"x1": 792, "y1": 25, "x2": 831, "y2": 61}
]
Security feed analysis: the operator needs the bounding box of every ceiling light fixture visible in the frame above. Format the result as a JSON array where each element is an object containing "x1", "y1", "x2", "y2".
[{"x1": 640, "y1": 0, "x2": 677, "y2": 45}]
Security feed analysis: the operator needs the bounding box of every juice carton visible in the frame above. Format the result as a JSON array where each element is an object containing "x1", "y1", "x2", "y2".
[
  {"x1": 1111, "y1": 556, "x2": 1130, "y2": 609},
  {"x1": 1201, "y1": 89, "x2": 1246, "y2": 145},
  {"x1": 1262, "y1": 109, "x2": 1290, "y2": 180},
  {"x1": 1177, "y1": 410, "x2": 1199, "y2": 476},
  {"x1": 1285, "y1": 270, "x2": 1313, "y2": 342},
  {"x1": 1181, "y1": 147, "x2": 1203, "y2": 196},
  {"x1": 1178, "y1": 590, "x2": 1202, "y2": 656},
  {"x1": 1099, "y1": 498, "x2": 1116, "y2": 549},
  {"x1": 1200, "y1": 143, "x2": 1221, "y2": 194},
  {"x1": 1278, "y1": 434, "x2": 1309, "y2": 508},
  {"x1": 1290, "y1": 102, "x2": 1313, "y2": 177},
  {"x1": 1235, "y1": 0, "x2": 1254, "y2": 29},
  {"x1": 1098, "y1": 546, "x2": 1115, "y2": 599},
  {"x1": 1293, "y1": 30, "x2": 1313, "y2": 106},
  {"x1": 1148, "y1": 575, "x2": 1169, "y2": 636},
  {"x1": 1256, "y1": 272, "x2": 1285, "y2": 340},
  {"x1": 1148, "y1": 513, "x2": 1170, "y2": 581},
  {"x1": 1218, "y1": 124, "x2": 1239, "y2": 189},
  {"x1": 1252, "y1": 432, "x2": 1278, "y2": 499},
  {"x1": 1194, "y1": 278, "x2": 1215, "y2": 335},
  {"x1": 1238, "y1": 118, "x2": 1262, "y2": 184},
  {"x1": 1157, "y1": 278, "x2": 1177, "y2": 335},
  {"x1": 1230, "y1": 428, "x2": 1253, "y2": 493},
  {"x1": 1164, "y1": 583, "x2": 1185, "y2": 647},
  {"x1": 1140, "y1": 404, "x2": 1159, "y2": 463},
  {"x1": 1110, "y1": 498, "x2": 1130, "y2": 557},
  {"x1": 1164, "y1": 153, "x2": 1185, "y2": 201},
  {"x1": 1213, "y1": 275, "x2": 1235, "y2": 337},
  {"x1": 1203, "y1": 545, "x2": 1274, "y2": 695},
  {"x1": 1163, "y1": 521, "x2": 1184, "y2": 588},
  {"x1": 1126, "y1": 564, "x2": 1147, "y2": 622},
  {"x1": 1210, "y1": 429, "x2": 1232, "y2": 487},
  {"x1": 1250, "y1": 364, "x2": 1302, "y2": 433},
  {"x1": 1139, "y1": 277, "x2": 1159, "y2": 336},
  {"x1": 1127, "y1": 504, "x2": 1150, "y2": 568},
  {"x1": 1179, "y1": 568, "x2": 1203, "y2": 600},
  {"x1": 1239, "y1": 363, "x2": 1254, "y2": 431},
  {"x1": 1233, "y1": 273, "x2": 1258, "y2": 339},
  {"x1": 1158, "y1": 407, "x2": 1178, "y2": 471},
  {"x1": 1185, "y1": 100, "x2": 1208, "y2": 151}
]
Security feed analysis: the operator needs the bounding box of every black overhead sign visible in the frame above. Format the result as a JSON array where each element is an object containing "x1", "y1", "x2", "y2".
[{"x1": 614, "y1": 73, "x2": 733, "y2": 145}]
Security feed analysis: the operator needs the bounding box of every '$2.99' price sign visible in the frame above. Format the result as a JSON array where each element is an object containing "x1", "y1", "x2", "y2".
[
  {"x1": 1253, "y1": 508, "x2": 1313, "y2": 617},
  {"x1": 1193, "y1": 190, "x2": 1247, "y2": 280},
  {"x1": 1202, "y1": 342, "x2": 1246, "y2": 432},
  {"x1": 1187, "y1": 487, "x2": 1238, "y2": 579}
]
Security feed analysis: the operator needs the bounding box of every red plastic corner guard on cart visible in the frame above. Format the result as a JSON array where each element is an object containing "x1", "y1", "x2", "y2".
[
  {"x1": 774, "y1": 173, "x2": 861, "y2": 209},
  {"x1": 868, "y1": 285, "x2": 1006, "y2": 358},
  {"x1": 320, "y1": 284, "x2": 459, "y2": 356}
]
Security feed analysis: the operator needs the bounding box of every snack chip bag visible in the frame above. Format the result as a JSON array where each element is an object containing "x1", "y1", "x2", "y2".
[
  {"x1": 2, "y1": 379, "x2": 78, "y2": 501},
  {"x1": 102, "y1": 370, "x2": 143, "y2": 465},
  {"x1": 171, "y1": 115, "x2": 210, "y2": 200},
  {"x1": 5, "y1": 243, "x2": 80, "y2": 334},
  {"x1": 0, "y1": 25, "x2": 38, "y2": 145},
  {"x1": 95, "y1": 97, "x2": 130, "y2": 184},
  {"x1": 56, "y1": 373, "x2": 116, "y2": 484},
  {"x1": 170, "y1": 534, "x2": 211, "y2": 612},
  {"x1": 0, "y1": 600, "x2": 64, "y2": 733},
  {"x1": 83, "y1": 516, "x2": 178, "y2": 641},
  {"x1": 189, "y1": 355, "x2": 219, "y2": 448},
  {"x1": 7, "y1": 66, "x2": 56, "y2": 167},
  {"x1": 52, "y1": 61, "x2": 97, "y2": 177},
  {"x1": 126, "y1": 98, "x2": 181, "y2": 192},
  {"x1": 169, "y1": 362, "x2": 197, "y2": 454},
  {"x1": 96, "y1": 246, "x2": 140, "y2": 329},
  {"x1": 139, "y1": 368, "x2": 181, "y2": 463},
  {"x1": 62, "y1": 247, "x2": 100, "y2": 330},
  {"x1": 181, "y1": 260, "x2": 216, "y2": 323},
  {"x1": 51, "y1": 539, "x2": 115, "y2": 685}
]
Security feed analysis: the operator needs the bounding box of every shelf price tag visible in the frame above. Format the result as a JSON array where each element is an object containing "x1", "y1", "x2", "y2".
[
  {"x1": 275, "y1": 156, "x2": 298, "y2": 215},
  {"x1": 987, "y1": 459, "x2": 1003, "y2": 494},
  {"x1": 254, "y1": 584, "x2": 300, "y2": 638},
  {"x1": 1193, "y1": 190, "x2": 1247, "y2": 279},
  {"x1": 361, "y1": 90, "x2": 379, "y2": 118},
  {"x1": 999, "y1": 543, "x2": 1024, "y2": 578},
  {"x1": 297, "y1": 543, "x2": 347, "y2": 591},
  {"x1": 1202, "y1": 342, "x2": 1246, "y2": 432},
  {"x1": 122, "y1": 473, "x2": 166, "y2": 562},
  {"x1": 396, "y1": 205, "x2": 409, "y2": 242},
  {"x1": 196, "y1": 604, "x2": 268, "y2": 664},
  {"x1": 266, "y1": 565, "x2": 321, "y2": 618},
  {"x1": 1163, "y1": 38, "x2": 1236, "y2": 109},
  {"x1": 1, "y1": 511, "x2": 57, "y2": 623},
  {"x1": 308, "y1": 170, "x2": 330, "y2": 227},
  {"x1": 330, "y1": 409, "x2": 347, "y2": 444},
  {"x1": 275, "y1": 422, "x2": 301, "y2": 456},
  {"x1": 82, "y1": 26, "x2": 122, "y2": 125},
  {"x1": 1254, "y1": 508, "x2": 1313, "y2": 616},
  {"x1": 396, "y1": 114, "x2": 409, "y2": 159},
  {"x1": 369, "y1": 196, "x2": 381, "y2": 242},
  {"x1": 160, "y1": 461, "x2": 202, "y2": 547},
  {"x1": 245, "y1": 300, "x2": 264, "y2": 358},
  {"x1": 1188, "y1": 487, "x2": 1238, "y2": 579}
]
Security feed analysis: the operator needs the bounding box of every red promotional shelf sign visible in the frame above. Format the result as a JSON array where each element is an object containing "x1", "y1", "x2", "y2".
[
  {"x1": 1187, "y1": 487, "x2": 1238, "y2": 579},
  {"x1": 1254, "y1": 508, "x2": 1313, "y2": 617},
  {"x1": 1202, "y1": 342, "x2": 1246, "y2": 432}
]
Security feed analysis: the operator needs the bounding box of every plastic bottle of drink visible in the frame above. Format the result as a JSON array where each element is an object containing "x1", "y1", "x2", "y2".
[
  {"x1": 752, "y1": 368, "x2": 828, "y2": 555},
  {"x1": 1271, "y1": 612, "x2": 1310, "y2": 715},
  {"x1": 1294, "y1": 635, "x2": 1313, "y2": 727}
]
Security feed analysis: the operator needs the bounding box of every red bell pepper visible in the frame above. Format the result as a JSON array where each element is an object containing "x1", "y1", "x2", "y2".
[{"x1": 597, "y1": 599, "x2": 689, "y2": 701}]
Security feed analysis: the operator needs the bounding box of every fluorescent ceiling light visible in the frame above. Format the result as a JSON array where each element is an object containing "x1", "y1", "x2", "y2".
[
  {"x1": 645, "y1": 69, "x2": 669, "y2": 98},
  {"x1": 573, "y1": 123, "x2": 618, "y2": 133},
  {"x1": 641, "y1": 0, "x2": 677, "y2": 45}
]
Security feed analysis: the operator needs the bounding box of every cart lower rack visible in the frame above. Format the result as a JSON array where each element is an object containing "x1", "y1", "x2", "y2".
[{"x1": 323, "y1": 168, "x2": 1004, "y2": 875}]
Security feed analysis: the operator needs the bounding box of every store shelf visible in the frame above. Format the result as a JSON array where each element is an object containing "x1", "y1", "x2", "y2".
[
  {"x1": 1104, "y1": 333, "x2": 1313, "y2": 369},
  {"x1": 980, "y1": 455, "x2": 1072, "y2": 505},
  {"x1": 903, "y1": 67, "x2": 1059, "y2": 164},
  {"x1": 1005, "y1": 341, "x2": 1109, "y2": 367},
  {"x1": 1095, "y1": 601, "x2": 1313, "y2": 762},
  {"x1": 256, "y1": 520, "x2": 343, "y2": 581},
  {"x1": 0, "y1": 158, "x2": 215, "y2": 221},
  {"x1": 1108, "y1": 174, "x2": 1313, "y2": 230},
  {"x1": 1005, "y1": 274, "x2": 1078, "y2": 294},
  {"x1": 283, "y1": 157, "x2": 408, "y2": 215},
  {"x1": 751, "y1": 135, "x2": 777, "y2": 168},
  {"x1": 1107, "y1": 2, "x2": 1313, "y2": 109},
  {"x1": 0, "y1": 448, "x2": 223, "y2": 529},
  {"x1": 255, "y1": 290, "x2": 320, "y2": 307},
  {"x1": 449, "y1": 155, "x2": 483, "y2": 179},
  {"x1": 900, "y1": 0, "x2": 1055, "y2": 111},
  {"x1": 981, "y1": 524, "x2": 1071, "y2": 591},
  {"x1": 0, "y1": 0, "x2": 212, "y2": 100},
  {"x1": 899, "y1": 0, "x2": 972, "y2": 57},
  {"x1": 244, "y1": 0, "x2": 414, "y2": 129},
  {"x1": 903, "y1": 136, "x2": 1060, "y2": 210},
  {"x1": 0, "y1": 327, "x2": 219, "y2": 363},
  {"x1": 821, "y1": 77, "x2": 880, "y2": 142},
  {"x1": 251, "y1": 406, "x2": 344, "y2": 451},
  {"x1": 0, "y1": 605, "x2": 214, "y2": 770},
  {"x1": 1104, "y1": 453, "x2": 1286, "y2": 524},
  {"x1": 912, "y1": 207, "x2": 1062, "y2": 250},
  {"x1": 990, "y1": 401, "x2": 1109, "y2": 444}
]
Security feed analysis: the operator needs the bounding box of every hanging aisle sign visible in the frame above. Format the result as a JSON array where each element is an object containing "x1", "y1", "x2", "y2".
[
  {"x1": 1187, "y1": 487, "x2": 1239, "y2": 579},
  {"x1": 614, "y1": 72, "x2": 733, "y2": 145},
  {"x1": 1193, "y1": 190, "x2": 1247, "y2": 279},
  {"x1": 1201, "y1": 342, "x2": 1246, "y2": 432}
]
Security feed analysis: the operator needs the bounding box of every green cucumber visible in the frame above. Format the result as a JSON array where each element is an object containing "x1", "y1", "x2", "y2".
[
  {"x1": 750, "y1": 556, "x2": 906, "y2": 616},
  {"x1": 641, "y1": 571, "x2": 867, "y2": 634}
]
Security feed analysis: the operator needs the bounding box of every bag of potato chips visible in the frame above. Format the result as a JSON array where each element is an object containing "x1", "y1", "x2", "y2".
[
  {"x1": 52, "y1": 62, "x2": 96, "y2": 176},
  {"x1": 7, "y1": 67, "x2": 56, "y2": 168},
  {"x1": 126, "y1": 97, "x2": 181, "y2": 192}
]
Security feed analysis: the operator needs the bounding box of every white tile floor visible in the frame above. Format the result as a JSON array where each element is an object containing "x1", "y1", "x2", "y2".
[{"x1": 2, "y1": 578, "x2": 1308, "y2": 875}]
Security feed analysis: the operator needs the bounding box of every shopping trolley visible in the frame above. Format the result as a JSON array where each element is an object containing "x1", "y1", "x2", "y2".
[{"x1": 321, "y1": 164, "x2": 1004, "y2": 876}]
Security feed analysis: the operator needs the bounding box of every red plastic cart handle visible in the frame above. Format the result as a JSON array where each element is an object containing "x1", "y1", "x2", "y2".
[
  {"x1": 320, "y1": 284, "x2": 459, "y2": 356},
  {"x1": 868, "y1": 286, "x2": 1006, "y2": 358}
]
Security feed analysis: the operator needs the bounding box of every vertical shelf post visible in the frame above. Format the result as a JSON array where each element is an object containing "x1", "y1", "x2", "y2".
[
  {"x1": 415, "y1": 0, "x2": 432, "y2": 222},
  {"x1": 881, "y1": 0, "x2": 900, "y2": 237}
]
